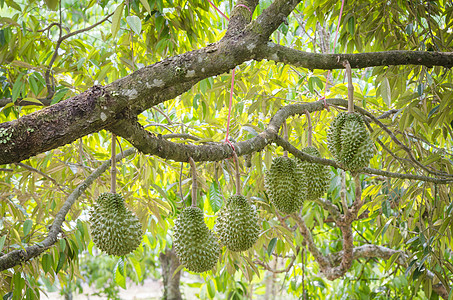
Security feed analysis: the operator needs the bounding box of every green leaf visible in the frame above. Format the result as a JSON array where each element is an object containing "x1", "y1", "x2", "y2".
[
  {"x1": 0, "y1": 236, "x2": 6, "y2": 253},
  {"x1": 112, "y1": 3, "x2": 125, "y2": 39},
  {"x1": 43, "y1": 0, "x2": 58, "y2": 10},
  {"x1": 139, "y1": 0, "x2": 152, "y2": 14},
  {"x1": 207, "y1": 279, "x2": 215, "y2": 298},
  {"x1": 55, "y1": 252, "x2": 66, "y2": 274},
  {"x1": 41, "y1": 254, "x2": 52, "y2": 273},
  {"x1": 50, "y1": 88, "x2": 69, "y2": 105},
  {"x1": 209, "y1": 181, "x2": 223, "y2": 213},
  {"x1": 5, "y1": 0, "x2": 21, "y2": 11},
  {"x1": 23, "y1": 219, "x2": 32, "y2": 236},
  {"x1": 126, "y1": 16, "x2": 142, "y2": 36},
  {"x1": 347, "y1": 16, "x2": 355, "y2": 35},
  {"x1": 11, "y1": 74, "x2": 24, "y2": 102},
  {"x1": 267, "y1": 238, "x2": 277, "y2": 258},
  {"x1": 114, "y1": 259, "x2": 126, "y2": 289},
  {"x1": 118, "y1": 257, "x2": 126, "y2": 276},
  {"x1": 20, "y1": 97, "x2": 43, "y2": 105},
  {"x1": 128, "y1": 257, "x2": 142, "y2": 281},
  {"x1": 381, "y1": 77, "x2": 391, "y2": 107},
  {"x1": 13, "y1": 272, "x2": 25, "y2": 293}
]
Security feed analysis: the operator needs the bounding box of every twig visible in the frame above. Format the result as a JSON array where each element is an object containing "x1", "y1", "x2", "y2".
[
  {"x1": 44, "y1": 11, "x2": 115, "y2": 100},
  {"x1": 340, "y1": 170, "x2": 348, "y2": 213},
  {"x1": 188, "y1": 157, "x2": 197, "y2": 207}
]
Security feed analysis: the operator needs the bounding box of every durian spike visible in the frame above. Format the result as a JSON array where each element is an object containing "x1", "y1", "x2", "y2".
[
  {"x1": 188, "y1": 157, "x2": 198, "y2": 207},
  {"x1": 111, "y1": 133, "x2": 117, "y2": 194},
  {"x1": 283, "y1": 121, "x2": 288, "y2": 157},
  {"x1": 304, "y1": 110, "x2": 312, "y2": 147},
  {"x1": 232, "y1": 151, "x2": 241, "y2": 195},
  {"x1": 343, "y1": 60, "x2": 354, "y2": 113}
]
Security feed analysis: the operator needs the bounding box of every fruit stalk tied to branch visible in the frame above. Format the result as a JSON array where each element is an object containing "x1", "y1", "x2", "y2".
[{"x1": 188, "y1": 157, "x2": 197, "y2": 207}]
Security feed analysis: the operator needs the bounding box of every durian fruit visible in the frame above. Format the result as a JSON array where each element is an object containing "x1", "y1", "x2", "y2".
[
  {"x1": 264, "y1": 156, "x2": 306, "y2": 214},
  {"x1": 299, "y1": 146, "x2": 331, "y2": 201},
  {"x1": 89, "y1": 193, "x2": 143, "y2": 256},
  {"x1": 215, "y1": 195, "x2": 260, "y2": 252},
  {"x1": 327, "y1": 112, "x2": 374, "y2": 171},
  {"x1": 173, "y1": 206, "x2": 220, "y2": 273}
]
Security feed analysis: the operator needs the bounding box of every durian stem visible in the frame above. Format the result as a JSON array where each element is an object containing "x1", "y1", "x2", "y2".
[
  {"x1": 283, "y1": 121, "x2": 288, "y2": 157},
  {"x1": 304, "y1": 110, "x2": 312, "y2": 147},
  {"x1": 232, "y1": 151, "x2": 241, "y2": 195},
  {"x1": 343, "y1": 60, "x2": 354, "y2": 113},
  {"x1": 340, "y1": 170, "x2": 348, "y2": 213},
  {"x1": 188, "y1": 157, "x2": 197, "y2": 207},
  {"x1": 111, "y1": 133, "x2": 117, "y2": 194}
]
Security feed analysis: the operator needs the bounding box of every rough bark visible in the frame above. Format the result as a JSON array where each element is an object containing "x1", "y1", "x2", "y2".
[{"x1": 159, "y1": 248, "x2": 182, "y2": 300}]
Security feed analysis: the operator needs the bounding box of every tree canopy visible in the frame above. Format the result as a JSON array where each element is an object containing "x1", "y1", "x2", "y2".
[{"x1": 1, "y1": 0, "x2": 453, "y2": 299}]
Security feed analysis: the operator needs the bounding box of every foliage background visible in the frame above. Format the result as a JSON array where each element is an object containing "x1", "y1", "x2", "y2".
[{"x1": 1, "y1": 0, "x2": 453, "y2": 299}]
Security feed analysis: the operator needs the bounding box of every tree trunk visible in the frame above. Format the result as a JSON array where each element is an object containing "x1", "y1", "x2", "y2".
[{"x1": 159, "y1": 248, "x2": 182, "y2": 300}]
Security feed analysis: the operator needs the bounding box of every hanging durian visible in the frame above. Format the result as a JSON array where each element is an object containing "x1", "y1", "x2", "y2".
[
  {"x1": 173, "y1": 206, "x2": 220, "y2": 273},
  {"x1": 89, "y1": 193, "x2": 143, "y2": 256},
  {"x1": 89, "y1": 134, "x2": 143, "y2": 256},
  {"x1": 298, "y1": 110, "x2": 331, "y2": 201},
  {"x1": 326, "y1": 62, "x2": 374, "y2": 171},
  {"x1": 215, "y1": 154, "x2": 260, "y2": 252},
  {"x1": 265, "y1": 122, "x2": 306, "y2": 213},
  {"x1": 172, "y1": 158, "x2": 220, "y2": 273},
  {"x1": 299, "y1": 146, "x2": 331, "y2": 201}
]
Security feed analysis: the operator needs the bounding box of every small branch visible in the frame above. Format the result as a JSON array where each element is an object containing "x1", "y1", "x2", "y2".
[
  {"x1": 188, "y1": 157, "x2": 197, "y2": 207},
  {"x1": 38, "y1": 22, "x2": 61, "y2": 33},
  {"x1": 254, "y1": 249, "x2": 298, "y2": 274},
  {"x1": 152, "y1": 106, "x2": 173, "y2": 125},
  {"x1": 0, "y1": 148, "x2": 136, "y2": 271},
  {"x1": 257, "y1": 43, "x2": 453, "y2": 70},
  {"x1": 377, "y1": 109, "x2": 400, "y2": 119},
  {"x1": 340, "y1": 170, "x2": 348, "y2": 213}
]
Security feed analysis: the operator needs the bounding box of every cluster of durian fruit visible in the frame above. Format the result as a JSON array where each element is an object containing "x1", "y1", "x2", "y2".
[
  {"x1": 265, "y1": 111, "x2": 374, "y2": 214},
  {"x1": 88, "y1": 110, "x2": 373, "y2": 273},
  {"x1": 173, "y1": 194, "x2": 261, "y2": 273}
]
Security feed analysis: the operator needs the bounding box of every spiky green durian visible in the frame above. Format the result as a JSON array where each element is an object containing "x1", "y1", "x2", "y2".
[
  {"x1": 173, "y1": 207, "x2": 220, "y2": 273},
  {"x1": 215, "y1": 195, "x2": 260, "y2": 252},
  {"x1": 299, "y1": 147, "x2": 331, "y2": 201},
  {"x1": 327, "y1": 112, "x2": 374, "y2": 171},
  {"x1": 89, "y1": 193, "x2": 143, "y2": 256},
  {"x1": 264, "y1": 156, "x2": 306, "y2": 214}
]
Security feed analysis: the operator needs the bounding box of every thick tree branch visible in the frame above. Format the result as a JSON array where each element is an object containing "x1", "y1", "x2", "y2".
[
  {"x1": 0, "y1": 148, "x2": 136, "y2": 271},
  {"x1": 257, "y1": 43, "x2": 453, "y2": 69}
]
